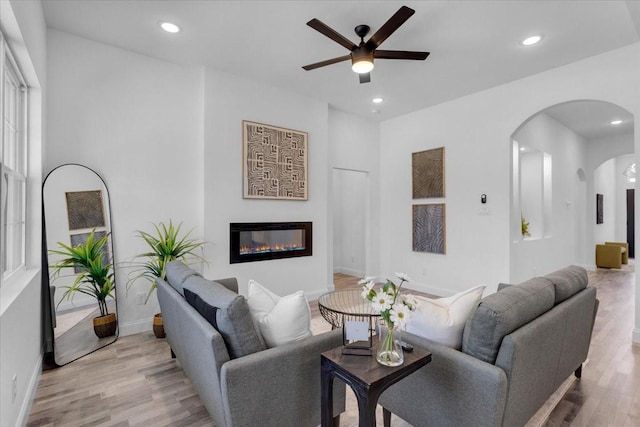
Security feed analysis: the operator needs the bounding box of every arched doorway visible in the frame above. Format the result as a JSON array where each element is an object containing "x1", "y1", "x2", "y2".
[{"x1": 509, "y1": 100, "x2": 634, "y2": 282}]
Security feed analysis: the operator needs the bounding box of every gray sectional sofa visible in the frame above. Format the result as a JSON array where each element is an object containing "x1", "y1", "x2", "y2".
[
  {"x1": 379, "y1": 265, "x2": 598, "y2": 427},
  {"x1": 156, "y1": 261, "x2": 345, "y2": 427}
]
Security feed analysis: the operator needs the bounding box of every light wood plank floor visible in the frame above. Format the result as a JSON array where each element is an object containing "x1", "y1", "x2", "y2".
[{"x1": 27, "y1": 269, "x2": 640, "y2": 426}]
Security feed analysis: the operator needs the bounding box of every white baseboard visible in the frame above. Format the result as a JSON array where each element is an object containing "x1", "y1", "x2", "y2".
[
  {"x1": 632, "y1": 328, "x2": 640, "y2": 344},
  {"x1": 333, "y1": 267, "x2": 365, "y2": 278},
  {"x1": 17, "y1": 349, "x2": 43, "y2": 427},
  {"x1": 118, "y1": 317, "x2": 152, "y2": 337}
]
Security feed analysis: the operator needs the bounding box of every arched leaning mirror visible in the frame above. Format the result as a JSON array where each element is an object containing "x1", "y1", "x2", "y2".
[{"x1": 43, "y1": 164, "x2": 117, "y2": 366}]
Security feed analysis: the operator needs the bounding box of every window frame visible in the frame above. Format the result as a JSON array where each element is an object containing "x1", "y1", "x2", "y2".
[{"x1": 0, "y1": 30, "x2": 29, "y2": 284}]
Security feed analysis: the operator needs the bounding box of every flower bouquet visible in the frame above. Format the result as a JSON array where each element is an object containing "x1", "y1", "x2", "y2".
[{"x1": 360, "y1": 273, "x2": 417, "y2": 366}]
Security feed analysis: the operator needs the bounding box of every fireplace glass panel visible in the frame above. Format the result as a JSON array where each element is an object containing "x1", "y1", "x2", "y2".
[
  {"x1": 230, "y1": 222, "x2": 312, "y2": 263},
  {"x1": 240, "y1": 230, "x2": 306, "y2": 255}
]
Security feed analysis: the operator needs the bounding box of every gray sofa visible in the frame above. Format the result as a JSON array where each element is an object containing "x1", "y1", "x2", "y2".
[
  {"x1": 156, "y1": 261, "x2": 345, "y2": 427},
  {"x1": 379, "y1": 265, "x2": 598, "y2": 427}
]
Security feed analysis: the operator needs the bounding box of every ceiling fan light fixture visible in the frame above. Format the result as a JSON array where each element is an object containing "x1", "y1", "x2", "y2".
[
  {"x1": 351, "y1": 48, "x2": 374, "y2": 73},
  {"x1": 352, "y1": 58, "x2": 374, "y2": 74}
]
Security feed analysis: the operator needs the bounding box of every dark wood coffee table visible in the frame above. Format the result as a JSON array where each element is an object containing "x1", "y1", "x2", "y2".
[{"x1": 321, "y1": 338, "x2": 432, "y2": 427}]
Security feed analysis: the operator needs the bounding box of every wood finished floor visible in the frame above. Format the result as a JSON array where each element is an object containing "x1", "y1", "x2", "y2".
[{"x1": 27, "y1": 270, "x2": 640, "y2": 426}]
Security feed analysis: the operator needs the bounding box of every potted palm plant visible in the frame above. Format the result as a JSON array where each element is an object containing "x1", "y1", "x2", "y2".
[
  {"x1": 50, "y1": 230, "x2": 117, "y2": 338},
  {"x1": 127, "y1": 220, "x2": 206, "y2": 338}
]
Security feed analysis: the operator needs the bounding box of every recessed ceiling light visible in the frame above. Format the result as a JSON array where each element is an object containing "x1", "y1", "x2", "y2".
[
  {"x1": 520, "y1": 147, "x2": 526, "y2": 151},
  {"x1": 160, "y1": 22, "x2": 181, "y2": 33},
  {"x1": 521, "y1": 35, "x2": 543, "y2": 46},
  {"x1": 372, "y1": 97, "x2": 383, "y2": 104},
  {"x1": 610, "y1": 119, "x2": 623, "y2": 125}
]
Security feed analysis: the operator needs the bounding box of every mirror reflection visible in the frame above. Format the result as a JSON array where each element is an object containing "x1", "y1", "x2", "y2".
[{"x1": 43, "y1": 164, "x2": 117, "y2": 366}]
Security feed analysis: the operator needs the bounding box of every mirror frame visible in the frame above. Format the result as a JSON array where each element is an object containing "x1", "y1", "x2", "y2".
[{"x1": 42, "y1": 163, "x2": 118, "y2": 367}]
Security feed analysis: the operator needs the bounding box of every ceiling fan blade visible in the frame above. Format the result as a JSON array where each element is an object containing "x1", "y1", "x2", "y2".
[
  {"x1": 374, "y1": 50, "x2": 430, "y2": 60},
  {"x1": 359, "y1": 72, "x2": 371, "y2": 84},
  {"x1": 302, "y1": 54, "x2": 351, "y2": 71},
  {"x1": 307, "y1": 19, "x2": 357, "y2": 51},
  {"x1": 365, "y1": 6, "x2": 415, "y2": 50}
]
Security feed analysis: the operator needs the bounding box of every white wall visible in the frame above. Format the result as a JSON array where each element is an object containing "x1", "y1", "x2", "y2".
[
  {"x1": 0, "y1": 1, "x2": 46, "y2": 426},
  {"x1": 380, "y1": 43, "x2": 640, "y2": 297},
  {"x1": 594, "y1": 159, "x2": 617, "y2": 243},
  {"x1": 46, "y1": 30, "x2": 204, "y2": 335},
  {"x1": 200, "y1": 67, "x2": 331, "y2": 298},
  {"x1": 586, "y1": 132, "x2": 634, "y2": 261},
  {"x1": 510, "y1": 113, "x2": 588, "y2": 282}
]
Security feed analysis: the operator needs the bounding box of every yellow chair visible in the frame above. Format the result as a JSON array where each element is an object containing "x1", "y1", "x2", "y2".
[
  {"x1": 595, "y1": 242, "x2": 628, "y2": 269},
  {"x1": 605, "y1": 241, "x2": 628, "y2": 264}
]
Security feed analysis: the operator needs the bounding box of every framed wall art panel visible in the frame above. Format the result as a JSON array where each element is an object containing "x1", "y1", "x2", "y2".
[
  {"x1": 413, "y1": 204, "x2": 446, "y2": 254},
  {"x1": 65, "y1": 190, "x2": 106, "y2": 230},
  {"x1": 596, "y1": 193, "x2": 604, "y2": 224},
  {"x1": 412, "y1": 147, "x2": 445, "y2": 199},
  {"x1": 243, "y1": 120, "x2": 308, "y2": 200}
]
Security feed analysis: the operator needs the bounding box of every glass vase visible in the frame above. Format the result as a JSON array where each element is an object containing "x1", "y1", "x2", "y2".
[{"x1": 376, "y1": 318, "x2": 404, "y2": 366}]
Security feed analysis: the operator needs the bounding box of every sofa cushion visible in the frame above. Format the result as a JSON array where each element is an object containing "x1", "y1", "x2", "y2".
[
  {"x1": 543, "y1": 265, "x2": 588, "y2": 304},
  {"x1": 165, "y1": 260, "x2": 202, "y2": 296},
  {"x1": 247, "y1": 279, "x2": 312, "y2": 347},
  {"x1": 183, "y1": 275, "x2": 266, "y2": 359},
  {"x1": 406, "y1": 285, "x2": 485, "y2": 349},
  {"x1": 461, "y1": 277, "x2": 555, "y2": 364}
]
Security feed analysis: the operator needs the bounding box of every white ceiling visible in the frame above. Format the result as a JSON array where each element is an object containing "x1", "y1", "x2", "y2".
[{"x1": 42, "y1": 0, "x2": 639, "y2": 138}]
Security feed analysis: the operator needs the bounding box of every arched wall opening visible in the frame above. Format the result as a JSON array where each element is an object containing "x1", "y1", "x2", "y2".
[{"x1": 509, "y1": 100, "x2": 634, "y2": 283}]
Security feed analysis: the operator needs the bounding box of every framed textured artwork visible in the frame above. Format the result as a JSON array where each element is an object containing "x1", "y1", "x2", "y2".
[
  {"x1": 412, "y1": 147, "x2": 445, "y2": 199},
  {"x1": 596, "y1": 193, "x2": 604, "y2": 224},
  {"x1": 413, "y1": 204, "x2": 446, "y2": 254},
  {"x1": 65, "y1": 190, "x2": 106, "y2": 230},
  {"x1": 243, "y1": 120, "x2": 308, "y2": 200}
]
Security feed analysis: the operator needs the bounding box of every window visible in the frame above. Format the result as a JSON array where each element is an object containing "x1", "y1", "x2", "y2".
[{"x1": 0, "y1": 32, "x2": 28, "y2": 282}]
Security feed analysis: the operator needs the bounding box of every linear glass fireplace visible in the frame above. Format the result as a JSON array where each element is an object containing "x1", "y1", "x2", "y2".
[{"x1": 230, "y1": 222, "x2": 312, "y2": 263}]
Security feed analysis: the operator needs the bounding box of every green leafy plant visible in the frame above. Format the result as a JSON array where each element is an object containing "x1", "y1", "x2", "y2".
[
  {"x1": 521, "y1": 216, "x2": 531, "y2": 237},
  {"x1": 49, "y1": 230, "x2": 115, "y2": 317},
  {"x1": 127, "y1": 220, "x2": 207, "y2": 302}
]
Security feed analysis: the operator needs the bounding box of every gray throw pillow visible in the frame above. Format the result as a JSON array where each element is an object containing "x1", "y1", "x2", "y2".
[
  {"x1": 461, "y1": 277, "x2": 555, "y2": 364},
  {"x1": 543, "y1": 265, "x2": 588, "y2": 304},
  {"x1": 165, "y1": 260, "x2": 202, "y2": 296},
  {"x1": 183, "y1": 275, "x2": 266, "y2": 359}
]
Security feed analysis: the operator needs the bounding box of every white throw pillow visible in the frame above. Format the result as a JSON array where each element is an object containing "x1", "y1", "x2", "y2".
[
  {"x1": 406, "y1": 285, "x2": 485, "y2": 349},
  {"x1": 247, "y1": 279, "x2": 312, "y2": 347}
]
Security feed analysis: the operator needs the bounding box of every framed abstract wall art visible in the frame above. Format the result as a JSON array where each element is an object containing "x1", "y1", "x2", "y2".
[
  {"x1": 412, "y1": 147, "x2": 445, "y2": 199},
  {"x1": 65, "y1": 190, "x2": 106, "y2": 230},
  {"x1": 596, "y1": 193, "x2": 604, "y2": 224},
  {"x1": 243, "y1": 120, "x2": 308, "y2": 200},
  {"x1": 413, "y1": 204, "x2": 446, "y2": 254}
]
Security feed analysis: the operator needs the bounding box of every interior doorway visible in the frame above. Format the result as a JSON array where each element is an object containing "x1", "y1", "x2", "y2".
[
  {"x1": 627, "y1": 189, "x2": 635, "y2": 258},
  {"x1": 332, "y1": 168, "x2": 369, "y2": 278}
]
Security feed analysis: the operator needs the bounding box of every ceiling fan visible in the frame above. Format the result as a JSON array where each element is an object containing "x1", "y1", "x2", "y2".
[{"x1": 302, "y1": 5, "x2": 429, "y2": 83}]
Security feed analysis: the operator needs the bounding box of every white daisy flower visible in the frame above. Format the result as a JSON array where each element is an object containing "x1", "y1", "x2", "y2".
[
  {"x1": 401, "y1": 294, "x2": 418, "y2": 310},
  {"x1": 395, "y1": 272, "x2": 411, "y2": 283},
  {"x1": 358, "y1": 276, "x2": 375, "y2": 285},
  {"x1": 372, "y1": 291, "x2": 393, "y2": 313},
  {"x1": 390, "y1": 303, "x2": 412, "y2": 330},
  {"x1": 361, "y1": 281, "x2": 375, "y2": 299}
]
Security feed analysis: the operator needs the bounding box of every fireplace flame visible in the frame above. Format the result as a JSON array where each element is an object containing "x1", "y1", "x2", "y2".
[{"x1": 240, "y1": 243, "x2": 305, "y2": 255}]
